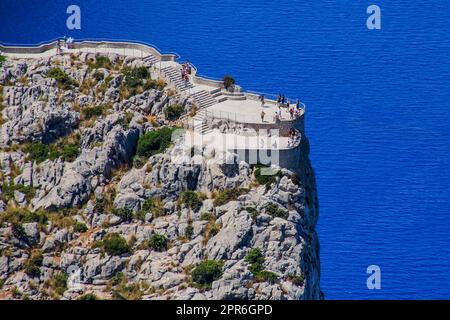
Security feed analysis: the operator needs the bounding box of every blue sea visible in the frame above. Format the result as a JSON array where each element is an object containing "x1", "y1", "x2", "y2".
[{"x1": 1, "y1": 0, "x2": 449, "y2": 299}]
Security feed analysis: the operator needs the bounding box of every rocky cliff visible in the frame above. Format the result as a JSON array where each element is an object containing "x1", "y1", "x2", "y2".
[{"x1": 0, "y1": 52, "x2": 321, "y2": 300}]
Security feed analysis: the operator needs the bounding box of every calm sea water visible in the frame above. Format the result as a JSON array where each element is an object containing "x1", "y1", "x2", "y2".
[{"x1": 1, "y1": 0, "x2": 450, "y2": 299}]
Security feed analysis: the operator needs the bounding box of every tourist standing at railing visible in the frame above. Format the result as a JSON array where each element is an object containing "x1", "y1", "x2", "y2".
[
  {"x1": 56, "y1": 40, "x2": 61, "y2": 55},
  {"x1": 260, "y1": 94, "x2": 265, "y2": 107},
  {"x1": 289, "y1": 108, "x2": 294, "y2": 120},
  {"x1": 296, "y1": 99, "x2": 300, "y2": 110},
  {"x1": 261, "y1": 110, "x2": 266, "y2": 122}
]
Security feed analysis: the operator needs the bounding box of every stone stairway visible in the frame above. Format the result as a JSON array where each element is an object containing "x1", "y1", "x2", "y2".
[
  {"x1": 161, "y1": 66, "x2": 194, "y2": 92},
  {"x1": 143, "y1": 54, "x2": 158, "y2": 66},
  {"x1": 191, "y1": 90, "x2": 218, "y2": 109},
  {"x1": 192, "y1": 109, "x2": 212, "y2": 135}
]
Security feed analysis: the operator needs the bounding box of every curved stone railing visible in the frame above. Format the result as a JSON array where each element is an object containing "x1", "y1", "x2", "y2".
[{"x1": 0, "y1": 38, "x2": 179, "y2": 62}]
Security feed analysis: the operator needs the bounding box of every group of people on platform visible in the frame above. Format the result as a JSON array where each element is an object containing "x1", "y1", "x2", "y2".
[
  {"x1": 56, "y1": 36, "x2": 75, "y2": 54},
  {"x1": 258, "y1": 93, "x2": 303, "y2": 122},
  {"x1": 287, "y1": 128, "x2": 300, "y2": 148},
  {"x1": 181, "y1": 61, "x2": 192, "y2": 81}
]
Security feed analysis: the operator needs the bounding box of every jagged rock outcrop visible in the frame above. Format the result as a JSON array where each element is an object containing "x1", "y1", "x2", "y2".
[{"x1": 0, "y1": 52, "x2": 321, "y2": 300}]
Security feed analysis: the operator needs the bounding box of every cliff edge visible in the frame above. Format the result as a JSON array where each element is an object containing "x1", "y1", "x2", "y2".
[{"x1": 0, "y1": 49, "x2": 320, "y2": 300}]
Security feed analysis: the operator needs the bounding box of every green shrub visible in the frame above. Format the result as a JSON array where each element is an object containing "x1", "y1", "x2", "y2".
[
  {"x1": 149, "y1": 234, "x2": 168, "y2": 251},
  {"x1": 25, "y1": 143, "x2": 50, "y2": 163},
  {"x1": 112, "y1": 207, "x2": 133, "y2": 222},
  {"x1": 245, "y1": 249, "x2": 279, "y2": 283},
  {"x1": 288, "y1": 274, "x2": 305, "y2": 286},
  {"x1": 47, "y1": 68, "x2": 76, "y2": 90},
  {"x1": 46, "y1": 273, "x2": 68, "y2": 296},
  {"x1": 94, "y1": 198, "x2": 107, "y2": 213},
  {"x1": 1, "y1": 182, "x2": 35, "y2": 203},
  {"x1": 74, "y1": 221, "x2": 88, "y2": 233},
  {"x1": 24, "y1": 250, "x2": 43, "y2": 278},
  {"x1": 25, "y1": 135, "x2": 81, "y2": 163},
  {"x1": 0, "y1": 55, "x2": 6, "y2": 67},
  {"x1": 191, "y1": 260, "x2": 224, "y2": 289},
  {"x1": 81, "y1": 105, "x2": 105, "y2": 120},
  {"x1": 185, "y1": 224, "x2": 194, "y2": 240},
  {"x1": 213, "y1": 188, "x2": 249, "y2": 207},
  {"x1": 122, "y1": 67, "x2": 149, "y2": 89},
  {"x1": 141, "y1": 198, "x2": 165, "y2": 218},
  {"x1": 264, "y1": 203, "x2": 288, "y2": 219},
  {"x1": 88, "y1": 56, "x2": 111, "y2": 70},
  {"x1": 223, "y1": 75, "x2": 235, "y2": 89},
  {"x1": 181, "y1": 191, "x2": 203, "y2": 213},
  {"x1": 254, "y1": 165, "x2": 281, "y2": 187},
  {"x1": 254, "y1": 270, "x2": 278, "y2": 284},
  {"x1": 78, "y1": 293, "x2": 99, "y2": 300},
  {"x1": 164, "y1": 104, "x2": 184, "y2": 121},
  {"x1": 11, "y1": 223, "x2": 27, "y2": 241},
  {"x1": 136, "y1": 127, "x2": 175, "y2": 158},
  {"x1": 60, "y1": 145, "x2": 80, "y2": 161},
  {"x1": 242, "y1": 207, "x2": 259, "y2": 221},
  {"x1": 245, "y1": 249, "x2": 264, "y2": 274},
  {"x1": 200, "y1": 212, "x2": 215, "y2": 221},
  {"x1": 100, "y1": 233, "x2": 130, "y2": 256},
  {"x1": 0, "y1": 209, "x2": 48, "y2": 227}
]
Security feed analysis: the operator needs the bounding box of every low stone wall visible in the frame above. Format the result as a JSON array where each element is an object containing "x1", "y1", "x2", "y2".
[
  {"x1": 234, "y1": 143, "x2": 301, "y2": 170},
  {"x1": 204, "y1": 113, "x2": 305, "y2": 136},
  {"x1": 0, "y1": 40, "x2": 177, "y2": 62}
]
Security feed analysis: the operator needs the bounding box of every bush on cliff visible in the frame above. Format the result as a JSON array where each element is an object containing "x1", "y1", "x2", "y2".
[
  {"x1": 245, "y1": 248, "x2": 279, "y2": 284},
  {"x1": 98, "y1": 233, "x2": 130, "y2": 256},
  {"x1": 149, "y1": 234, "x2": 168, "y2": 251},
  {"x1": 25, "y1": 135, "x2": 81, "y2": 163},
  {"x1": 141, "y1": 198, "x2": 165, "y2": 218},
  {"x1": 136, "y1": 127, "x2": 175, "y2": 158},
  {"x1": 47, "y1": 68, "x2": 76, "y2": 90},
  {"x1": 164, "y1": 104, "x2": 185, "y2": 121},
  {"x1": 88, "y1": 56, "x2": 111, "y2": 70},
  {"x1": 24, "y1": 250, "x2": 43, "y2": 278},
  {"x1": 253, "y1": 165, "x2": 281, "y2": 187},
  {"x1": 112, "y1": 207, "x2": 133, "y2": 222},
  {"x1": 74, "y1": 221, "x2": 88, "y2": 233},
  {"x1": 81, "y1": 104, "x2": 108, "y2": 120},
  {"x1": 1, "y1": 182, "x2": 35, "y2": 203},
  {"x1": 78, "y1": 293, "x2": 99, "y2": 300},
  {"x1": 181, "y1": 191, "x2": 204, "y2": 213},
  {"x1": 44, "y1": 273, "x2": 68, "y2": 296},
  {"x1": 123, "y1": 67, "x2": 149, "y2": 87},
  {"x1": 264, "y1": 203, "x2": 288, "y2": 219},
  {"x1": 0, "y1": 55, "x2": 6, "y2": 67},
  {"x1": 212, "y1": 188, "x2": 249, "y2": 207},
  {"x1": 191, "y1": 260, "x2": 224, "y2": 289}
]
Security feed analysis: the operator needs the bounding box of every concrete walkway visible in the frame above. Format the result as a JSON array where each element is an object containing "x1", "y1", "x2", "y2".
[{"x1": 205, "y1": 99, "x2": 301, "y2": 124}]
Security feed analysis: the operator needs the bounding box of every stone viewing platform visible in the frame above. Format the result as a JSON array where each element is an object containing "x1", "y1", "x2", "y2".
[{"x1": 0, "y1": 38, "x2": 307, "y2": 169}]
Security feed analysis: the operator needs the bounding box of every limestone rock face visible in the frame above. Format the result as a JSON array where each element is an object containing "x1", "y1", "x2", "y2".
[{"x1": 0, "y1": 53, "x2": 321, "y2": 300}]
